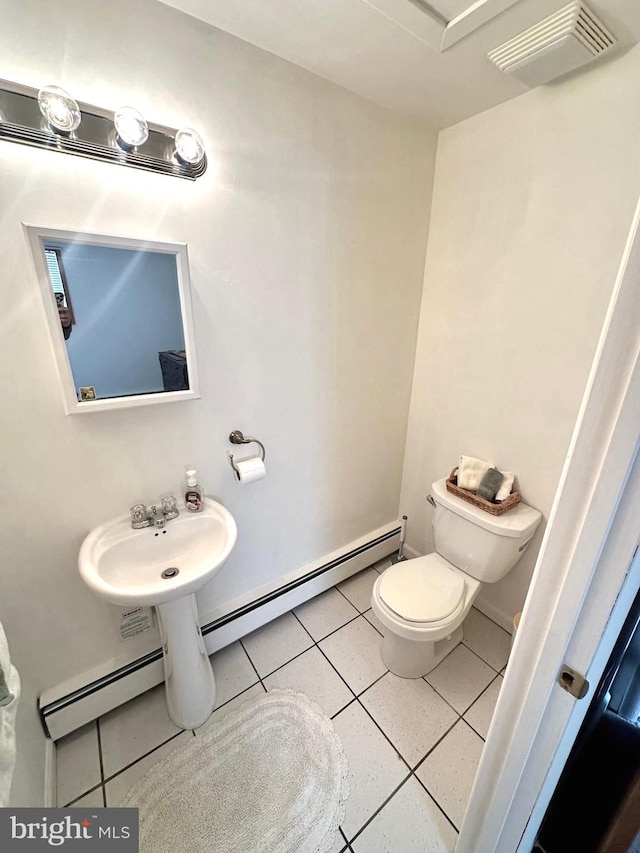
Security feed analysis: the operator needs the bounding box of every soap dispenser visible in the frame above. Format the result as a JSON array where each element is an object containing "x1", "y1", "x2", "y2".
[{"x1": 185, "y1": 469, "x2": 204, "y2": 512}]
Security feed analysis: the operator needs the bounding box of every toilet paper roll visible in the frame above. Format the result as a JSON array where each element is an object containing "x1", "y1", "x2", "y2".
[{"x1": 233, "y1": 454, "x2": 266, "y2": 485}]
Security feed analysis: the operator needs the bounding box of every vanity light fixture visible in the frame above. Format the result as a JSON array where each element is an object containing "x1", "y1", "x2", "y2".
[
  {"x1": 114, "y1": 105, "x2": 149, "y2": 149},
  {"x1": 0, "y1": 78, "x2": 207, "y2": 180},
  {"x1": 37, "y1": 85, "x2": 81, "y2": 133}
]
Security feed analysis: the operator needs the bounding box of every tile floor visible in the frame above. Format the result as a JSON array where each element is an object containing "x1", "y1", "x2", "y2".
[{"x1": 56, "y1": 558, "x2": 512, "y2": 851}]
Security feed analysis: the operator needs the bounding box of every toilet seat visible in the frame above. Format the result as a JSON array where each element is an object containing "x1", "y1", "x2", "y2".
[{"x1": 378, "y1": 553, "x2": 465, "y2": 623}]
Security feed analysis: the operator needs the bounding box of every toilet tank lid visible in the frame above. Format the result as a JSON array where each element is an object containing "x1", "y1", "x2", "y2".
[{"x1": 431, "y1": 477, "x2": 542, "y2": 539}]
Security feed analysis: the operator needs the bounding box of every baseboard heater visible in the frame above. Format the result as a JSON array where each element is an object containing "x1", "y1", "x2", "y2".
[{"x1": 39, "y1": 522, "x2": 400, "y2": 740}]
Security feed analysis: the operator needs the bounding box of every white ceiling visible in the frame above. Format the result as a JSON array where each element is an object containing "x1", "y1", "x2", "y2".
[{"x1": 159, "y1": 0, "x2": 640, "y2": 128}]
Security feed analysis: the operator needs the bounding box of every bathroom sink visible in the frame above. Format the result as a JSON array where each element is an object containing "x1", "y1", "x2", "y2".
[{"x1": 79, "y1": 498, "x2": 237, "y2": 606}]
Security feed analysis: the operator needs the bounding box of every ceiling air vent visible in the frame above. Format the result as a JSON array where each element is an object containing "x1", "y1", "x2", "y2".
[{"x1": 487, "y1": 1, "x2": 616, "y2": 87}]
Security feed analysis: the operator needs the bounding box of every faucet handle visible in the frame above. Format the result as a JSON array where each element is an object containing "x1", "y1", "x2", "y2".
[
  {"x1": 130, "y1": 504, "x2": 150, "y2": 528},
  {"x1": 161, "y1": 495, "x2": 179, "y2": 519}
]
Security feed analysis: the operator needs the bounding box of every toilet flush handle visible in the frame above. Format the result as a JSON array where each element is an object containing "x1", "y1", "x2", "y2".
[{"x1": 426, "y1": 494, "x2": 436, "y2": 508}]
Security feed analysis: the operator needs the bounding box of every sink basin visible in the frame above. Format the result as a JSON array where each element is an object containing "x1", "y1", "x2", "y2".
[
  {"x1": 79, "y1": 498, "x2": 237, "y2": 606},
  {"x1": 78, "y1": 497, "x2": 238, "y2": 730}
]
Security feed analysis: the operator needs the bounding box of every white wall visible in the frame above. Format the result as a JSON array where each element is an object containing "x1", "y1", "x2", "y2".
[
  {"x1": 0, "y1": 0, "x2": 436, "y2": 802},
  {"x1": 400, "y1": 45, "x2": 640, "y2": 629}
]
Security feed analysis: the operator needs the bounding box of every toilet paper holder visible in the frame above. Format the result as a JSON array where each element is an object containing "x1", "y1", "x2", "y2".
[{"x1": 228, "y1": 429, "x2": 266, "y2": 478}]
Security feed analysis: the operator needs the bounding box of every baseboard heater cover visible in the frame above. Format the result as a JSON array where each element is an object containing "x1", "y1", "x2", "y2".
[{"x1": 39, "y1": 523, "x2": 400, "y2": 740}]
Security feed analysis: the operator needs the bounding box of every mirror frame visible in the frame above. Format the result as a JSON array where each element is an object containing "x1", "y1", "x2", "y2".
[{"x1": 24, "y1": 224, "x2": 201, "y2": 414}]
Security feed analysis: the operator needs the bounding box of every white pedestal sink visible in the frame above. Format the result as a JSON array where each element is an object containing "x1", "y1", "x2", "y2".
[{"x1": 79, "y1": 499, "x2": 237, "y2": 729}]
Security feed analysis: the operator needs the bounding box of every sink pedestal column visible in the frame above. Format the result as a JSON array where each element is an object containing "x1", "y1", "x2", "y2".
[{"x1": 156, "y1": 593, "x2": 216, "y2": 729}]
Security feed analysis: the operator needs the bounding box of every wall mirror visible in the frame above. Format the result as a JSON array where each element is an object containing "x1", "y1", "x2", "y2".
[{"x1": 25, "y1": 226, "x2": 200, "y2": 414}]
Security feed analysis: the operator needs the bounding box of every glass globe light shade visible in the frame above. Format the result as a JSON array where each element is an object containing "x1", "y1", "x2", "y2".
[
  {"x1": 175, "y1": 128, "x2": 205, "y2": 165},
  {"x1": 37, "y1": 85, "x2": 81, "y2": 133},
  {"x1": 114, "y1": 106, "x2": 149, "y2": 148}
]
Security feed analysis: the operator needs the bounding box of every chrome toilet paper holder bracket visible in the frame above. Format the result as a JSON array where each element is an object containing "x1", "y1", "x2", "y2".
[{"x1": 228, "y1": 429, "x2": 266, "y2": 478}]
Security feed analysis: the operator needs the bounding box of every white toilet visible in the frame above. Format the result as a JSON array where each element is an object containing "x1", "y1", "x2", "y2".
[{"x1": 371, "y1": 476, "x2": 541, "y2": 678}]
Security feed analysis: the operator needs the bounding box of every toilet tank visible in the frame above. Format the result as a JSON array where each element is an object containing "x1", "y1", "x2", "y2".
[{"x1": 430, "y1": 477, "x2": 542, "y2": 583}]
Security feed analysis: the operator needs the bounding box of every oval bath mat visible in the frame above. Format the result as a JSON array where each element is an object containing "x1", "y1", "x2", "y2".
[{"x1": 121, "y1": 689, "x2": 349, "y2": 853}]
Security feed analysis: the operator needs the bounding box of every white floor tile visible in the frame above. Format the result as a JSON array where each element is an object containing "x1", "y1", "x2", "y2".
[
  {"x1": 463, "y1": 607, "x2": 512, "y2": 671},
  {"x1": 319, "y1": 617, "x2": 387, "y2": 695},
  {"x1": 294, "y1": 588, "x2": 359, "y2": 641},
  {"x1": 332, "y1": 701, "x2": 408, "y2": 839},
  {"x1": 338, "y1": 568, "x2": 380, "y2": 612},
  {"x1": 463, "y1": 675, "x2": 503, "y2": 740},
  {"x1": 360, "y1": 673, "x2": 458, "y2": 767},
  {"x1": 56, "y1": 722, "x2": 101, "y2": 806},
  {"x1": 264, "y1": 646, "x2": 353, "y2": 718},
  {"x1": 104, "y1": 731, "x2": 192, "y2": 805},
  {"x1": 363, "y1": 608, "x2": 385, "y2": 637},
  {"x1": 67, "y1": 787, "x2": 104, "y2": 808},
  {"x1": 372, "y1": 556, "x2": 393, "y2": 574},
  {"x1": 195, "y1": 683, "x2": 266, "y2": 736},
  {"x1": 241, "y1": 611, "x2": 313, "y2": 677},
  {"x1": 211, "y1": 640, "x2": 259, "y2": 708},
  {"x1": 100, "y1": 684, "x2": 182, "y2": 779},
  {"x1": 425, "y1": 644, "x2": 496, "y2": 714},
  {"x1": 416, "y1": 720, "x2": 484, "y2": 829},
  {"x1": 352, "y1": 776, "x2": 457, "y2": 853}
]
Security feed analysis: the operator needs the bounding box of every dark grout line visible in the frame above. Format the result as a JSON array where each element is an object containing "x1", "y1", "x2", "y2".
[
  {"x1": 291, "y1": 611, "x2": 359, "y2": 701},
  {"x1": 354, "y1": 695, "x2": 412, "y2": 774},
  {"x1": 338, "y1": 827, "x2": 352, "y2": 851},
  {"x1": 246, "y1": 638, "x2": 316, "y2": 681},
  {"x1": 362, "y1": 610, "x2": 384, "y2": 638},
  {"x1": 334, "y1": 584, "x2": 361, "y2": 611},
  {"x1": 347, "y1": 771, "x2": 413, "y2": 847},
  {"x1": 356, "y1": 668, "x2": 389, "y2": 700},
  {"x1": 64, "y1": 781, "x2": 104, "y2": 808},
  {"x1": 238, "y1": 638, "x2": 267, "y2": 690},
  {"x1": 423, "y1": 658, "x2": 500, "y2": 718},
  {"x1": 102, "y1": 730, "x2": 185, "y2": 786},
  {"x1": 411, "y1": 716, "x2": 464, "y2": 775},
  {"x1": 95, "y1": 719, "x2": 107, "y2": 807},
  {"x1": 412, "y1": 771, "x2": 460, "y2": 835},
  {"x1": 206, "y1": 681, "x2": 267, "y2": 721},
  {"x1": 330, "y1": 696, "x2": 357, "y2": 720},
  {"x1": 314, "y1": 610, "x2": 363, "y2": 642},
  {"x1": 464, "y1": 668, "x2": 503, "y2": 715},
  {"x1": 460, "y1": 639, "x2": 504, "y2": 674},
  {"x1": 421, "y1": 676, "x2": 465, "y2": 717}
]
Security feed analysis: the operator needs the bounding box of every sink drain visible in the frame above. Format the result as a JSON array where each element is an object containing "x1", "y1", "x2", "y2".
[{"x1": 161, "y1": 567, "x2": 179, "y2": 579}]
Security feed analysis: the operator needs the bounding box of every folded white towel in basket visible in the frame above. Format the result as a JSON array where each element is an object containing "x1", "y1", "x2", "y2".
[
  {"x1": 0, "y1": 620, "x2": 20, "y2": 807},
  {"x1": 457, "y1": 456, "x2": 494, "y2": 491},
  {"x1": 496, "y1": 471, "x2": 515, "y2": 502}
]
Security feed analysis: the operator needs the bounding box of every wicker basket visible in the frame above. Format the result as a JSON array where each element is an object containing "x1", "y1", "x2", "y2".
[{"x1": 445, "y1": 467, "x2": 521, "y2": 516}]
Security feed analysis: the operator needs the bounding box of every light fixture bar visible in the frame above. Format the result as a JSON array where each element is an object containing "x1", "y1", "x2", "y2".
[{"x1": 0, "y1": 79, "x2": 206, "y2": 180}]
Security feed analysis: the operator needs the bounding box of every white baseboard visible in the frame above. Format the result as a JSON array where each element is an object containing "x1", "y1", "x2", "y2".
[
  {"x1": 402, "y1": 544, "x2": 421, "y2": 560},
  {"x1": 44, "y1": 738, "x2": 56, "y2": 807},
  {"x1": 40, "y1": 522, "x2": 400, "y2": 740},
  {"x1": 474, "y1": 595, "x2": 517, "y2": 634}
]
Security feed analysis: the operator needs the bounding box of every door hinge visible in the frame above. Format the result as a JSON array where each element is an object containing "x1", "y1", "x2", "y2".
[{"x1": 558, "y1": 665, "x2": 589, "y2": 699}]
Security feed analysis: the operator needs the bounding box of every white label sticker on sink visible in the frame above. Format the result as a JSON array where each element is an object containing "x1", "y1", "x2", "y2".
[{"x1": 118, "y1": 606, "x2": 154, "y2": 641}]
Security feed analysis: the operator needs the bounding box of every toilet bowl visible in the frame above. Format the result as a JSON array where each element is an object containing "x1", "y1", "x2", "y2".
[
  {"x1": 372, "y1": 554, "x2": 481, "y2": 677},
  {"x1": 371, "y1": 477, "x2": 541, "y2": 678}
]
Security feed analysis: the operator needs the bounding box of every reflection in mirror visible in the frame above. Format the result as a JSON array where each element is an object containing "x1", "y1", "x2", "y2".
[
  {"x1": 26, "y1": 227, "x2": 199, "y2": 414},
  {"x1": 45, "y1": 242, "x2": 187, "y2": 399}
]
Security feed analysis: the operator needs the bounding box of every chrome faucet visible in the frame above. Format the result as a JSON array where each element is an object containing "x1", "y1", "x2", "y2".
[
  {"x1": 149, "y1": 506, "x2": 166, "y2": 529},
  {"x1": 130, "y1": 496, "x2": 179, "y2": 530}
]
